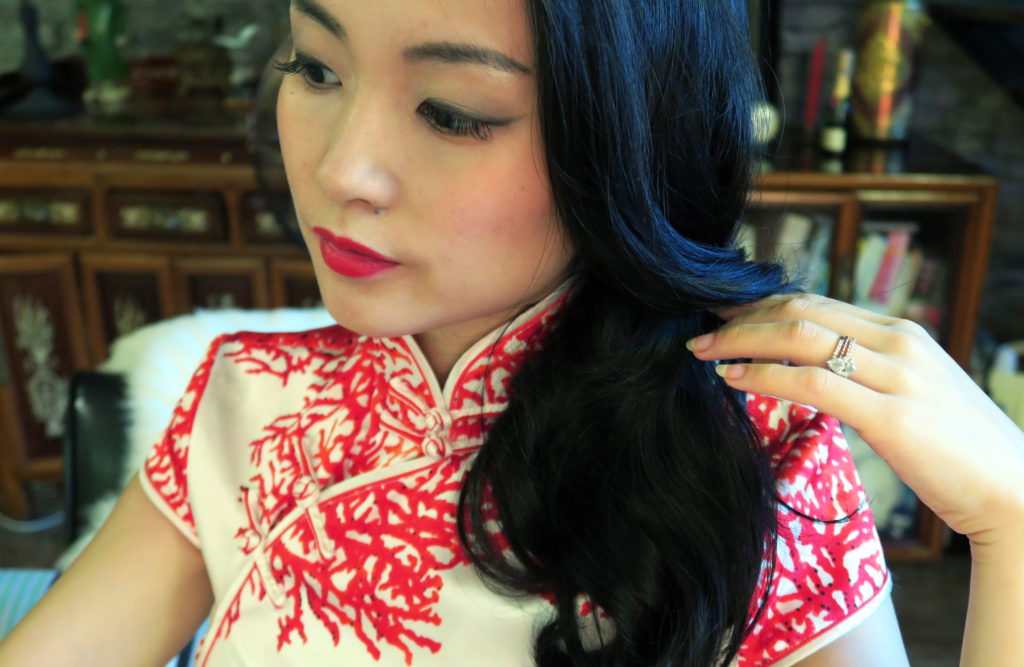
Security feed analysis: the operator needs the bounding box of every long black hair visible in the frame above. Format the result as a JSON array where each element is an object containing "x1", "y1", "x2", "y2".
[{"x1": 458, "y1": 1, "x2": 795, "y2": 665}]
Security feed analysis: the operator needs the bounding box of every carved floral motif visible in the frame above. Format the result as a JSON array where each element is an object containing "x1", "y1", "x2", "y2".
[
  {"x1": 12, "y1": 293, "x2": 68, "y2": 438},
  {"x1": 0, "y1": 199, "x2": 80, "y2": 226},
  {"x1": 112, "y1": 293, "x2": 149, "y2": 338},
  {"x1": 205, "y1": 292, "x2": 238, "y2": 310},
  {"x1": 120, "y1": 205, "x2": 209, "y2": 233}
]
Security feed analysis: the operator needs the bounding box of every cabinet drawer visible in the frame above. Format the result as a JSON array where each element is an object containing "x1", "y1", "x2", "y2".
[
  {"x1": 107, "y1": 190, "x2": 227, "y2": 242},
  {"x1": 0, "y1": 188, "x2": 92, "y2": 236},
  {"x1": 173, "y1": 258, "x2": 269, "y2": 312},
  {"x1": 270, "y1": 259, "x2": 322, "y2": 308},
  {"x1": 241, "y1": 192, "x2": 293, "y2": 245},
  {"x1": 80, "y1": 254, "x2": 175, "y2": 364}
]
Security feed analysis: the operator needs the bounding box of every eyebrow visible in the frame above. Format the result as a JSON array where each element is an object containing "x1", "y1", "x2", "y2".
[
  {"x1": 291, "y1": 0, "x2": 531, "y2": 76},
  {"x1": 404, "y1": 43, "x2": 532, "y2": 76},
  {"x1": 292, "y1": 0, "x2": 347, "y2": 40}
]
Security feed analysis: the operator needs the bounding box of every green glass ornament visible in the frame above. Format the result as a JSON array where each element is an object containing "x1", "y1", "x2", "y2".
[{"x1": 75, "y1": 0, "x2": 130, "y2": 83}]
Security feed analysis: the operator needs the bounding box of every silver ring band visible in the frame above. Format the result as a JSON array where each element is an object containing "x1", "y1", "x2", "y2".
[{"x1": 827, "y1": 335, "x2": 857, "y2": 378}]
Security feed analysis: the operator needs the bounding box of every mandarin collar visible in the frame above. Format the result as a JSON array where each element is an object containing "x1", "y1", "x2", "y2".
[{"x1": 357, "y1": 280, "x2": 573, "y2": 458}]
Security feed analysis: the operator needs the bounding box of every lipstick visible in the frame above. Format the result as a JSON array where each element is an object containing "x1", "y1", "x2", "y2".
[{"x1": 313, "y1": 227, "x2": 399, "y2": 279}]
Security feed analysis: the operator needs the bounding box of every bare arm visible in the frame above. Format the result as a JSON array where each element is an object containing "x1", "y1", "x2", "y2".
[
  {"x1": 0, "y1": 476, "x2": 212, "y2": 667},
  {"x1": 960, "y1": 531, "x2": 1024, "y2": 666},
  {"x1": 792, "y1": 595, "x2": 909, "y2": 666}
]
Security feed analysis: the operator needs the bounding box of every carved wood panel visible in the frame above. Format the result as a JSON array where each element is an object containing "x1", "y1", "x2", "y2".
[
  {"x1": 173, "y1": 257, "x2": 269, "y2": 313},
  {"x1": 0, "y1": 188, "x2": 92, "y2": 236},
  {"x1": 107, "y1": 190, "x2": 227, "y2": 242},
  {"x1": 80, "y1": 254, "x2": 175, "y2": 364},
  {"x1": 269, "y1": 259, "x2": 322, "y2": 309},
  {"x1": 0, "y1": 254, "x2": 88, "y2": 466},
  {"x1": 241, "y1": 192, "x2": 292, "y2": 245}
]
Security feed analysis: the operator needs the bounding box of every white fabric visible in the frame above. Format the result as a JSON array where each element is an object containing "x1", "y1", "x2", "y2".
[{"x1": 54, "y1": 308, "x2": 334, "y2": 570}]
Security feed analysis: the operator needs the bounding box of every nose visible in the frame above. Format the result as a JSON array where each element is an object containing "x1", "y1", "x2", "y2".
[{"x1": 315, "y1": 95, "x2": 400, "y2": 216}]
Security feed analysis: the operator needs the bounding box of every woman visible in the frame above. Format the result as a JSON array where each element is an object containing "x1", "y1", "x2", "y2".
[{"x1": 2, "y1": 0, "x2": 1022, "y2": 665}]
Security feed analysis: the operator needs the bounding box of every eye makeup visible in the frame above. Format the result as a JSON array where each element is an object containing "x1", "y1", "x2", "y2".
[
  {"x1": 277, "y1": 47, "x2": 518, "y2": 142},
  {"x1": 274, "y1": 52, "x2": 341, "y2": 89},
  {"x1": 417, "y1": 101, "x2": 513, "y2": 142}
]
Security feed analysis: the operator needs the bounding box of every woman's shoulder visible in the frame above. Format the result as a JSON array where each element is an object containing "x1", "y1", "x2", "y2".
[
  {"x1": 745, "y1": 392, "x2": 840, "y2": 463},
  {"x1": 170, "y1": 324, "x2": 364, "y2": 416},
  {"x1": 744, "y1": 392, "x2": 862, "y2": 521},
  {"x1": 201, "y1": 324, "x2": 363, "y2": 376},
  {"x1": 737, "y1": 394, "x2": 891, "y2": 666},
  {"x1": 213, "y1": 323, "x2": 360, "y2": 355}
]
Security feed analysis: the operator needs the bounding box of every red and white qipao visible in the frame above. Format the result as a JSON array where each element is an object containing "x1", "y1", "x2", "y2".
[{"x1": 141, "y1": 287, "x2": 891, "y2": 666}]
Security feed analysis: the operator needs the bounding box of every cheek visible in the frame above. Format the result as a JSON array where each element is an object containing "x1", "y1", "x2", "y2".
[
  {"x1": 440, "y1": 153, "x2": 556, "y2": 250},
  {"x1": 277, "y1": 84, "x2": 322, "y2": 195}
]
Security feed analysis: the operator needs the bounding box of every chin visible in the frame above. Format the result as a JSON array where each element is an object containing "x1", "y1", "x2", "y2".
[{"x1": 321, "y1": 299, "x2": 420, "y2": 339}]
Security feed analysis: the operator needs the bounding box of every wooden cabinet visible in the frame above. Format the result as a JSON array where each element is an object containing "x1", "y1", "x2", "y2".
[{"x1": 0, "y1": 118, "x2": 320, "y2": 518}]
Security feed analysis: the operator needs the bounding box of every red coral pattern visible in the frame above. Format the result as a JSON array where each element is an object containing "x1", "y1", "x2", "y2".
[
  {"x1": 142, "y1": 332, "x2": 229, "y2": 543},
  {"x1": 212, "y1": 453, "x2": 475, "y2": 664},
  {"x1": 736, "y1": 397, "x2": 889, "y2": 665},
  {"x1": 141, "y1": 292, "x2": 889, "y2": 666}
]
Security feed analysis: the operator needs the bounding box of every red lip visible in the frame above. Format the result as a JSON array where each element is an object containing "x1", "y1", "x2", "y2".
[{"x1": 313, "y1": 227, "x2": 399, "y2": 279}]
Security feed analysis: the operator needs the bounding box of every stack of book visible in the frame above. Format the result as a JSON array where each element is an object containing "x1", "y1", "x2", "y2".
[
  {"x1": 852, "y1": 221, "x2": 944, "y2": 336},
  {"x1": 737, "y1": 215, "x2": 945, "y2": 336},
  {"x1": 736, "y1": 212, "x2": 831, "y2": 296}
]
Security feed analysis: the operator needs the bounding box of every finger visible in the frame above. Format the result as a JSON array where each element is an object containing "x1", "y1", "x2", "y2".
[
  {"x1": 713, "y1": 361, "x2": 895, "y2": 444},
  {"x1": 711, "y1": 295, "x2": 940, "y2": 370},
  {"x1": 691, "y1": 320, "x2": 904, "y2": 395},
  {"x1": 717, "y1": 293, "x2": 902, "y2": 330},
  {"x1": 713, "y1": 294, "x2": 791, "y2": 322},
  {"x1": 717, "y1": 294, "x2": 888, "y2": 329}
]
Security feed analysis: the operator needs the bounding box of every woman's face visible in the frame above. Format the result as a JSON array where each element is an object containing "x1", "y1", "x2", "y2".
[{"x1": 278, "y1": 0, "x2": 573, "y2": 368}]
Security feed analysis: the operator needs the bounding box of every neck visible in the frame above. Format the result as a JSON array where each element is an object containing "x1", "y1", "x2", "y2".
[
  {"x1": 411, "y1": 278, "x2": 574, "y2": 388},
  {"x1": 412, "y1": 329, "x2": 477, "y2": 388},
  {"x1": 413, "y1": 312, "x2": 519, "y2": 387}
]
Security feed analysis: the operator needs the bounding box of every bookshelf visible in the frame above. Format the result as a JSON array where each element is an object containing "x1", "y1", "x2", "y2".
[{"x1": 747, "y1": 131, "x2": 1000, "y2": 561}]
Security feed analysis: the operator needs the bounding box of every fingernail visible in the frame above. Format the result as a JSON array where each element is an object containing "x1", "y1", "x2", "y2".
[
  {"x1": 715, "y1": 364, "x2": 747, "y2": 380},
  {"x1": 687, "y1": 334, "x2": 714, "y2": 353}
]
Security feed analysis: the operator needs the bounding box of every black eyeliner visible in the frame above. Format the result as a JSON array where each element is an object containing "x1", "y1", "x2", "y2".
[{"x1": 422, "y1": 99, "x2": 515, "y2": 127}]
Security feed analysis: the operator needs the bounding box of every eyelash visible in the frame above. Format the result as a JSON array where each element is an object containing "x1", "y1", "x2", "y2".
[
  {"x1": 275, "y1": 55, "x2": 497, "y2": 142},
  {"x1": 274, "y1": 55, "x2": 338, "y2": 88},
  {"x1": 417, "y1": 102, "x2": 495, "y2": 142}
]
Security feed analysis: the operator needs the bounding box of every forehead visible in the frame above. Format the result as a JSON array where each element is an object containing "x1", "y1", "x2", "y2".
[{"x1": 293, "y1": 0, "x2": 535, "y2": 67}]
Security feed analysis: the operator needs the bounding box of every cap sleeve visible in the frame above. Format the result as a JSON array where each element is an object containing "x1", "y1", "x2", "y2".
[
  {"x1": 737, "y1": 394, "x2": 892, "y2": 666},
  {"x1": 137, "y1": 334, "x2": 229, "y2": 547}
]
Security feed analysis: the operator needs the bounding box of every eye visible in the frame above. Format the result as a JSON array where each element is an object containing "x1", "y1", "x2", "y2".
[
  {"x1": 417, "y1": 101, "x2": 500, "y2": 142},
  {"x1": 274, "y1": 53, "x2": 341, "y2": 90}
]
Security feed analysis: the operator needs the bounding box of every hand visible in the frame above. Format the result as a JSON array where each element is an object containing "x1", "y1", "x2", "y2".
[{"x1": 686, "y1": 293, "x2": 1024, "y2": 549}]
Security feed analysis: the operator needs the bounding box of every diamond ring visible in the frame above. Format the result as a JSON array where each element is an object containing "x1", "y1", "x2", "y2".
[{"x1": 827, "y1": 336, "x2": 857, "y2": 378}]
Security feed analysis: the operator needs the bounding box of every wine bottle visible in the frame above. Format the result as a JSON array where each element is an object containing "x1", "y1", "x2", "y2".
[{"x1": 820, "y1": 48, "x2": 856, "y2": 156}]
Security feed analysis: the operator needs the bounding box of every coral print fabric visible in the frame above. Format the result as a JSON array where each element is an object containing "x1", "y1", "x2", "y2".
[{"x1": 140, "y1": 286, "x2": 890, "y2": 667}]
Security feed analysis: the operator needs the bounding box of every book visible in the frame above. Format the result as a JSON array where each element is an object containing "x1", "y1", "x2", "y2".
[
  {"x1": 885, "y1": 248, "x2": 924, "y2": 318},
  {"x1": 737, "y1": 211, "x2": 832, "y2": 295},
  {"x1": 801, "y1": 225, "x2": 833, "y2": 296},
  {"x1": 853, "y1": 232, "x2": 888, "y2": 305},
  {"x1": 853, "y1": 221, "x2": 919, "y2": 309},
  {"x1": 773, "y1": 212, "x2": 815, "y2": 279},
  {"x1": 869, "y1": 228, "x2": 912, "y2": 302}
]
